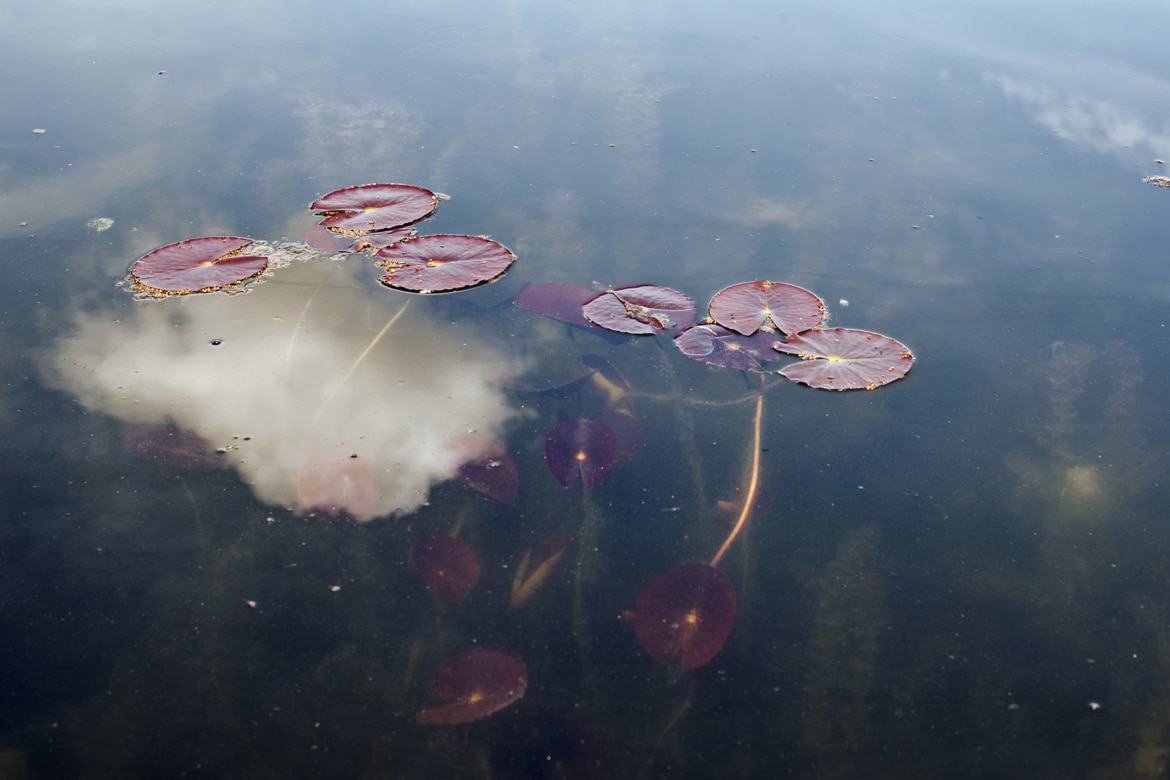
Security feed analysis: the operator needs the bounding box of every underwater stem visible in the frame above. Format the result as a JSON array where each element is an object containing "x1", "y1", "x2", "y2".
[
  {"x1": 709, "y1": 384, "x2": 764, "y2": 568},
  {"x1": 313, "y1": 297, "x2": 412, "y2": 421}
]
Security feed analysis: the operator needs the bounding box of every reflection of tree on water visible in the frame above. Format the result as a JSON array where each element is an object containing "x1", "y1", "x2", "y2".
[
  {"x1": 1008, "y1": 339, "x2": 1150, "y2": 608},
  {"x1": 1000, "y1": 338, "x2": 1170, "y2": 777},
  {"x1": 798, "y1": 524, "x2": 886, "y2": 775}
]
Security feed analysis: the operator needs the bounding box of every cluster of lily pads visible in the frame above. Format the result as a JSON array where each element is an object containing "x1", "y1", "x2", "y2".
[
  {"x1": 407, "y1": 533, "x2": 571, "y2": 724},
  {"x1": 513, "y1": 275, "x2": 915, "y2": 672},
  {"x1": 517, "y1": 279, "x2": 914, "y2": 390},
  {"x1": 125, "y1": 182, "x2": 516, "y2": 299},
  {"x1": 118, "y1": 179, "x2": 917, "y2": 719}
]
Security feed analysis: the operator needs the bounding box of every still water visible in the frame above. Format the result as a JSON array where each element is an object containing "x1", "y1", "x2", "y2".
[{"x1": 3, "y1": 0, "x2": 1170, "y2": 777}]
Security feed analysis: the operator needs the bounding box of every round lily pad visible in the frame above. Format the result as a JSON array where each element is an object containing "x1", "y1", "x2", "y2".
[
  {"x1": 311, "y1": 183, "x2": 438, "y2": 236},
  {"x1": 708, "y1": 280, "x2": 825, "y2": 336},
  {"x1": 633, "y1": 563, "x2": 736, "y2": 671},
  {"x1": 774, "y1": 327, "x2": 915, "y2": 390},
  {"x1": 375, "y1": 234, "x2": 516, "y2": 294},
  {"x1": 418, "y1": 649, "x2": 528, "y2": 725},
  {"x1": 128, "y1": 236, "x2": 268, "y2": 298}
]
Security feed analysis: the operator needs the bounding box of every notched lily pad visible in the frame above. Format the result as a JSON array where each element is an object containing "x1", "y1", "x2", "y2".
[
  {"x1": 128, "y1": 236, "x2": 269, "y2": 299},
  {"x1": 674, "y1": 323, "x2": 782, "y2": 372},
  {"x1": 375, "y1": 234, "x2": 516, "y2": 294},
  {"x1": 582, "y1": 285, "x2": 695, "y2": 335},
  {"x1": 774, "y1": 327, "x2": 915, "y2": 390},
  {"x1": 708, "y1": 280, "x2": 825, "y2": 336},
  {"x1": 311, "y1": 183, "x2": 438, "y2": 236}
]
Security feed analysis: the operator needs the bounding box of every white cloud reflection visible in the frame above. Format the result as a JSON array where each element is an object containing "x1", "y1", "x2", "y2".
[
  {"x1": 41, "y1": 255, "x2": 526, "y2": 521},
  {"x1": 986, "y1": 71, "x2": 1170, "y2": 158}
]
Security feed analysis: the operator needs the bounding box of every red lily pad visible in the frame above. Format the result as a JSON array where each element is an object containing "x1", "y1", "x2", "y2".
[
  {"x1": 303, "y1": 223, "x2": 355, "y2": 253},
  {"x1": 128, "y1": 236, "x2": 268, "y2": 297},
  {"x1": 412, "y1": 537, "x2": 481, "y2": 605},
  {"x1": 544, "y1": 418, "x2": 616, "y2": 488},
  {"x1": 513, "y1": 283, "x2": 599, "y2": 328},
  {"x1": 593, "y1": 408, "x2": 644, "y2": 468},
  {"x1": 351, "y1": 226, "x2": 416, "y2": 252},
  {"x1": 708, "y1": 280, "x2": 825, "y2": 336},
  {"x1": 310, "y1": 183, "x2": 438, "y2": 236},
  {"x1": 674, "y1": 323, "x2": 783, "y2": 372},
  {"x1": 633, "y1": 563, "x2": 736, "y2": 670},
  {"x1": 375, "y1": 234, "x2": 516, "y2": 294},
  {"x1": 447, "y1": 437, "x2": 519, "y2": 504},
  {"x1": 774, "y1": 327, "x2": 915, "y2": 390},
  {"x1": 418, "y1": 649, "x2": 528, "y2": 725},
  {"x1": 582, "y1": 285, "x2": 695, "y2": 335},
  {"x1": 122, "y1": 424, "x2": 224, "y2": 470}
]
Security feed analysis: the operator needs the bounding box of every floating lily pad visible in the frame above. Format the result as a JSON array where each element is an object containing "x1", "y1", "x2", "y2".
[
  {"x1": 375, "y1": 234, "x2": 516, "y2": 294},
  {"x1": 128, "y1": 236, "x2": 269, "y2": 298},
  {"x1": 774, "y1": 327, "x2": 915, "y2": 390},
  {"x1": 708, "y1": 280, "x2": 825, "y2": 336},
  {"x1": 412, "y1": 537, "x2": 481, "y2": 605},
  {"x1": 633, "y1": 563, "x2": 736, "y2": 671},
  {"x1": 674, "y1": 324, "x2": 783, "y2": 372},
  {"x1": 418, "y1": 649, "x2": 528, "y2": 725},
  {"x1": 582, "y1": 285, "x2": 695, "y2": 335},
  {"x1": 311, "y1": 183, "x2": 438, "y2": 236}
]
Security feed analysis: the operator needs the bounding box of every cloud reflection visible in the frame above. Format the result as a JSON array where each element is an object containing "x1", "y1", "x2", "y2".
[
  {"x1": 41, "y1": 256, "x2": 526, "y2": 521},
  {"x1": 986, "y1": 71, "x2": 1170, "y2": 157}
]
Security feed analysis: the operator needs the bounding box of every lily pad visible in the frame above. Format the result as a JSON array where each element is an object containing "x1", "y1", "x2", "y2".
[
  {"x1": 774, "y1": 327, "x2": 915, "y2": 390},
  {"x1": 128, "y1": 236, "x2": 268, "y2": 298},
  {"x1": 674, "y1": 324, "x2": 783, "y2": 372},
  {"x1": 633, "y1": 563, "x2": 736, "y2": 671},
  {"x1": 544, "y1": 418, "x2": 616, "y2": 488},
  {"x1": 708, "y1": 280, "x2": 825, "y2": 336},
  {"x1": 582, "y1": 285, "x2": 695, "y2": 335},
  {"x1": 513, "y1": 283, "x2": 599, "y2": 329},
  {"x1": 418, "y1": 649, "x2": 528, "y2": 725},
  {"x1": 375, "y1": 234, "x2": 516, "y2": 294},
  {"x1": 413, "y1": 537, "x2": 482, "y2": 605},
  {"x1": 311, "y1": 183, "x2": 438, "y2": 236}
]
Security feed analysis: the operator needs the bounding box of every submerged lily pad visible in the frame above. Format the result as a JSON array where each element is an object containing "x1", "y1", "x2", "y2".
[
  {"x1": 633, "y1": 563, "x2": 736, "y2": 671},
  {"x1": 513, "y1": 283, "x2": 600, "y2": 329},
  {"x1": 544, "y1": 418, "x2": 616, "y2": 488},
  {"x1": 674, "y1": 324, "x2": 783, "y2": 372},
  {"x1": 418, "y1": 649, "x2": 528, "y2": 725},
  {"x1": 413, "y1": 537, "x2": 481, "y2": 605},
  {"x1": 375, "y1": 234, "x2": 516, "y2": 293},
  {"x1": 128, "y1": 236, "x2": 269, "y2": 298}
]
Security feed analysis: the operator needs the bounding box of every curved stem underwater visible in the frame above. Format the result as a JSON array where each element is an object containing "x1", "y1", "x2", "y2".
[{"x1": 709, "y1": 382, "x2": 765, "y2": 568}]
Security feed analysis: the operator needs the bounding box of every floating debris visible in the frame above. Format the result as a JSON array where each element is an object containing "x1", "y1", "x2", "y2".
[
  {"x1": 1143, "y1": 175, "x2": 1170, "y2": 189},
  {"x1": 32, "y1": 128, "x2": 46, "y2": 135},
  {"x1": 86, "y1": 217, "x2": 114, "y2": 233}
]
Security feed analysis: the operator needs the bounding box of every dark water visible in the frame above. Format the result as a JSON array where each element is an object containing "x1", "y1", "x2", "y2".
[{"x1": 4, "y1": 1, "x2": 1170, "y2": 777}]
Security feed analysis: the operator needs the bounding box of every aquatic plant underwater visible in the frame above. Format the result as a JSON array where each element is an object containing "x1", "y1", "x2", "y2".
[{"x1": 41, "y1": 181, "x2": 914, "y2": 761}]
